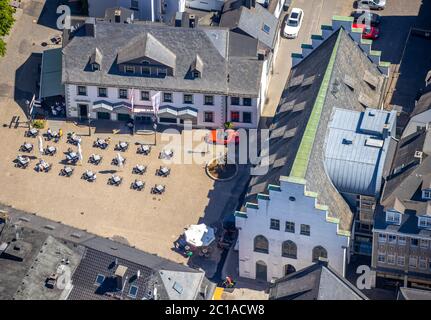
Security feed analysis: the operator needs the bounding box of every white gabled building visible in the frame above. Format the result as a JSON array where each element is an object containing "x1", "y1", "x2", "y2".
[
  {"x1": 60, "y1": 19, "x2": 266, "y2": 128},
  {"x1": 236, "y1": 177, "x2": 350, "y2": 281},
  {"x1": 235, "y1": 16, "x2": 392, "y2": 282}
]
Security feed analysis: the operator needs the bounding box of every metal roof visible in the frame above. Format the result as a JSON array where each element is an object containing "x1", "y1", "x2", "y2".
[
  {"x1": 39, "y1": 48, "x2": 65, "y2": 98},
  {"x1": 324, "y1": 108, "x2": 397, "y2": 196}
]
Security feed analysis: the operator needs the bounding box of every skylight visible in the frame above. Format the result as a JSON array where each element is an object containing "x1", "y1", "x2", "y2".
[
  {"x1": 262, "y1": 24, "x2": 271, "y2": 34},
  {"x1": 95, "y1": 274, "x2": 105, "y2": 286},
  {"x1": 128, "y1": 285, "x2": 139, "y2": 298},
  {"x1": 173, "y1": 282, "x2": 183, "y2": 294}
]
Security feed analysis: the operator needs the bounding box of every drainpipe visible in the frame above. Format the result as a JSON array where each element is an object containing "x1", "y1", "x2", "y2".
[{"x1": 151, "y1": 0, "x2": 155, "y2": 22}]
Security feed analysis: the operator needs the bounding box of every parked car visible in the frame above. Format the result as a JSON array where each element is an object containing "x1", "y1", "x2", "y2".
[
  {"x1": 206, "y1": 129, "x2": 239, "y2": 145},
  {"x1": 352, "y1": 23, "x2": 380, "y2": 39},
  {"x1": 283, "y1": 8, "x2": 304, "y2": 38},
  {"x1": 351, "y1": 10, "x2": 381, "y2": 26},
  {"x1": 357, "y1": 0, "x2": 386, "y2": 10}
]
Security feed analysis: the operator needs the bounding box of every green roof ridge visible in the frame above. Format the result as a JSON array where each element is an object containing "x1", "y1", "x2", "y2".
[{"x1": 290, "y1": 31, "x2": 342, "y2": 178}]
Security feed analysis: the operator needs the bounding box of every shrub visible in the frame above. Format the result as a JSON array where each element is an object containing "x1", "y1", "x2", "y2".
[{"x1": 224, "y1": 121, "x2": 234, "y2": 130}]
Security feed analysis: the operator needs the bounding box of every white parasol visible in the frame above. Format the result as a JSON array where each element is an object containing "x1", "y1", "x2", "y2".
[
  {"x1": 38, "y1": 135, "x2": 44, "y2": 155},
  {"x1": 184, "y1": 224, "x2": 216, "y2": 247}
]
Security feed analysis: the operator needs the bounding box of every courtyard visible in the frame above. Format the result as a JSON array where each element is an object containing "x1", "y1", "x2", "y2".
[{"x1": 0, "y1": 117, "x2": 249, "y2": 264}]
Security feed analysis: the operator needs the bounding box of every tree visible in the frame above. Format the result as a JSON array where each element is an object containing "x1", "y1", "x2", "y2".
[
  {"x1": 0, "y1": 0, "x2": 15, "y2": 37},
  {"x1": 0, "y1": 39, "x2": 6, "y2": 57}
]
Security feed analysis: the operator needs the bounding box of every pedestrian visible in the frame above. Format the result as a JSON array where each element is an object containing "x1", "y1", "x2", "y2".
[{"x1": 59, "y1": 128, "x2": 63, "y2": 138}]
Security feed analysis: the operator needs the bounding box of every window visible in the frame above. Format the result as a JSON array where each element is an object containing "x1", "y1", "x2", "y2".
[
  {"x1": 262, "y1": 24, "x2": 271, "y2": 34},
  {"x1": 243, "y1": 112, "x2": 252, "y2": 124},
  {"x1": 254, "y1": 235, "x2": 269, "y2": 254},
  {"x1": 77, "y1": 86, "x2": 87, "y2": 96},
  {"x1": 312, "y1": 246, "x2": 327, "y2": 262},
  {"x1": 119, "y1": 89, "x2": 128, "y2": 99},
  {"x1": 386, "y1": 211, "x2": 401, "y2": 225},
  {"x1": 204, "y1": 95, "x2": 214, "y2": 105},
  {"x1": 378, "y1": 233, "x2": 387, "y2": 243},
  {"x1": 158, "y1": 68, "x2": 167, "y2": 77},
  {"x1": 92, "y1": 63, "x2": 100, "y2": 71},
  {"x1": 131, "y1": 0, "x2": 139, "y2": 9},
  {"x1": 419, "y1": 257, "x2": 427, "y2": 269},
  {"x1": 243, "y1": 98, "x2": 252, "y2": 106},
  {"x1": 98, "y1": 87, "x2": 107, "y2": 98},
  {"x1": 285, "y1": 221, "x2": 295, "y2": 233},
  {"x1": 142, "y1": 66, "x2": 150, "y2": 75},
  {"x1": 420, "y1": 239, "x2": 429, "y2": 249},
  {"x1": 192, "y1": 70, "x2": 200, "y2": 78},
  {"x1": 300, "y1": 224, "x2": 310, "y2": 236},
  {"x1": 423, "y1": 190, "x2": 431, "y2": 200},
  {"x1": 125, "y1": 65, "x2": 135, "y2": 74},
  {"x1": 231, "y1": 97, "x2": 240, "y2": 105},
  {"x1": 141, "y1": 91, "x2": 150, "y2": 101},
  {"x1": 183, "y1": 94, "x2": 193, "y2": 104},
  {"x1": 387, "y1": 254, "x2": 395, "y2": 265},
  {"x1": 388, "y1": 235, "x2": 397, "y2": 244},
  {"x1": 419, "y1": 217, "x2": 431, "y2": 229},
  {"x1": 95, "y1": 274, "x2": 105, "y2": 286},
  {"x1": 282, "y1": 240, "x2": 297, "y2": 259},
  {"x1": 204, "y1": 111, "x2": 214, "y2": 123},
  {"x1": 163, "y1": 92, "x2": 173, "y2": 103},
  {"x1": 397, "y1": 256, "x2": 405, "y2": 266},
  {"x1": 377, "y1": 253, "x2": 386, "y2": 263},
  {"x1": 398, "y1": 236, "x2": 406, "y2": 245},
  {"x1": 128, "y1": 285, "x2": 138, "y2": 298},
  {"x1": 231, "y1": 111, "x2": 240, "y2": 122},
  {"x1": 411, "y1": 238, "x2": 419, "y2": 247},
  {"x1": 409, "y1": 256, "x2": 418, "y2": 268},
  {"x1": 270, "y1": 219, "x2": 280, "y2": 230}
]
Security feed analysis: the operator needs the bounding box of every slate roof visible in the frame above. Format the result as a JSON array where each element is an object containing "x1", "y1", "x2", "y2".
[
  {"x1": 398, "y1": 287, "x2": 431, "y2": 300},
  {"x1": 0, "y1": 208, "x2": 211, "y2": 300},
  {"x1": 62, "y1": 21, "x2": 263, "y2": 97},
  {"x1": 219, "y1": 0, "x2": 279, "y2": 49},
  {"x1": 243, "y1": 28, "x2": 386, "y2": 231},
  {"x1": 410, "y1": 84, "x2": 431, "y2": 118},
  {"x1": 268, "y1": 261, "x2": 367, "y2": 300},
  {"x1": 381, "y1": 129, "x2": 430, "y2": 206},
  {"x1": 325, "y1": 108, "x2": 396, "y2": 196}
]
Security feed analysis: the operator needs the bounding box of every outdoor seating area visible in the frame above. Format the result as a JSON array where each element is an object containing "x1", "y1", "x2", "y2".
[
  {"x1": 81, "y1": 170, "x2": 97, "y2": 182},
  {"x1": 60, "y1": 166, "x2": 74, "y2": 177},
  {"x1": 108, "y1": 175, "x2": 123, "y2": 186},
  {"x1": 175, "y1": 224, "x2": 216, "y2": 259},
  {"x1": 115, "y1": 141, "x2": 129, "y2": 152},
  {"x1": 19, "y1": 142, "x2": 33, "y2": 153},
  {"x1": 151, "y1": 184, "x2": 166, "y2": 194},
  {"x1": 131, "y1": 179, "x2": 145, "y2": 191},
  {"x1": 137, "y1": 144, "x2": 151, "y2": 155},
  {"x1": 44, "y1": 145, "x2": 57, "y2": 156},
  {"x1": 46, "y1": 128, "x2": 61, "y2": 142},
  {"x1": 93, "y1": 137, "x2": 111, "y2": 149},
  {"x1": 67, "y1": 132, "x2": 81, "y2": 145},
  {"x1": 36, "y1": 159, "x2": 52, "y2": 173},
  {"x1": 133, "y1": 164, "x2": 147, "y2": 175},
  {"x1": 89, "y1": 154, "x2": 103, "y2": 165},
  {"x1": 15, "y1": 155, "x2": 30, "y2": 169},
  {"x1": 25, "y1": 128, "x2": 39, "y2": 137},
  {"x1": 65, "y1": 148, "x2": 79, "y2": 164},
  {"x1": 157, "y1": 166, "x2": 171, "y2": 177},
  {"x1": 159, "y1": 148, "x2": 174, "y2": 160}
]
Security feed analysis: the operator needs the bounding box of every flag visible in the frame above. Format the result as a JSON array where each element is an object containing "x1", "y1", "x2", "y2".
[
  {"x1": 117, "y1": 152, "x2": 124, "y2": 171},
  {"x1": 151, "y1": 91, "x2": 161, "y2": 116},
  {"x1": 38, "y1": 136, "x2": 44, "y2": 155},
  {"x1": 129, "y1": 88, "x2": 135, "y2": 114}
]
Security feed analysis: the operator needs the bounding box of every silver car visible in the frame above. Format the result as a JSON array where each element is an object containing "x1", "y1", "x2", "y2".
[{"x1": 357, "y1": 0, "x2": 386, "y2": 10}]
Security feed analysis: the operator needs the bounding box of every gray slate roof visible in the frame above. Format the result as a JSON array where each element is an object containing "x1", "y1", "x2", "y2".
[
  {"x1": 62, "y1": 21, "x2": 263, "y2": 97},
  {"x1": 220, "y1": 0, "x2": 279, "y2": 49},
  {"x1": 268, "y1": 261, "x2": 367, "y2": 300},
  {"x1": 398, "y1": 287, "x2": 431, "y2": 300},
  {"x1": 243, "y1": 28, "x2": 386, "y2": 231},
  {"x1": 0, "y1": 207, "x2": 210, "y2": 300},
  {"x1": 411, "y1": 84, "x2": 431, "y2": 117}
]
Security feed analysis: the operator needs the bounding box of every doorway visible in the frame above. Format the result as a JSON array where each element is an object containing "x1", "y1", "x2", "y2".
[
  {"x1": 78, "y1": 104, "x2": 88, "y2": 120},
  {"x1": 284, "y1": 264, "x2": 296, "y2": 276},
  {"x1": 256, "y1": 261, "x2": 267, "y2": 281}
]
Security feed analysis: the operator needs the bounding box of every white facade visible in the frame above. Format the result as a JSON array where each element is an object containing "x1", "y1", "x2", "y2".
[
  {"x1": 65, "y1": 84, "x2": 260, "y2": 128},
  {"x1": 236, "y1": 177, "x2": 350, "y2": 282},
  {"x1": 87, "y1": 0, "x2": 185, "y2": 23},
  {"x1": 185, "y1": 0, "x2": 224, "y2": 11}
]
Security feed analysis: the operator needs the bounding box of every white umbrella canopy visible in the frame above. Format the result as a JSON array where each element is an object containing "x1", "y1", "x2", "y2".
[{"x1": 184, "y1": 224, "x2": 215, "y2": 247}]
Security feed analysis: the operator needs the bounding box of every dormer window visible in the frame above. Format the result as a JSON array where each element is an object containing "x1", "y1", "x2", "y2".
[
  {"x1": 89, "y1": 48, "x2": 102, "y2": 72},
  {"x1": 125, "y1": 65, "x2": 135, "y2": 74},
  {"x1": 423, "y1": 190, "x2": 431, "y2": 200},
  {"x1": 192, "y1": 70, "x2": 200, "y2": 79},
  {"x1": 142, "y1": 60, "x2": 150, "y2": 65},
  {"x1": 92, "y1": 63, "x2": 100, "y2": 71},
  {"x1": 418, "y1": 216, "x2": 431, "y2": 229},
  {"x1": 386, "y1": 210, "x2": 401, "y2": 225}
]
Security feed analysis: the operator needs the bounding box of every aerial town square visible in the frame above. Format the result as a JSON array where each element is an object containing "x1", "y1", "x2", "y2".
[{"x1": 0, "y1": 0, "x2": 430, "y2": 304}]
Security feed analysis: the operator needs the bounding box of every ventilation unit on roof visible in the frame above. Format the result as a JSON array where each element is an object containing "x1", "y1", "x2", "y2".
[
  {"x1": 365, "y1": 138, "x2": 384, "y2": 148},
  {"x1": 415, "y1": 151, "x2": 423, "y2": 163},
  {"x1": 342, "y1": 138, "x2": 353, "y2": 145}
]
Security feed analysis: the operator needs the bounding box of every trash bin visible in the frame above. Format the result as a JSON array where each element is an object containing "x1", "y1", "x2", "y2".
[{"x1": 283, "y1": 0, "x2": 291, "y2": 11}]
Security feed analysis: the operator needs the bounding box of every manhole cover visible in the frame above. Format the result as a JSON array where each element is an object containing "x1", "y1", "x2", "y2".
[{"x1": 41, "y1": 42, "x2": 48, "y2": 47}]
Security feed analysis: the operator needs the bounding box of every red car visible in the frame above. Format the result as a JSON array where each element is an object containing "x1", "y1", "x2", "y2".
[
  {"x1": 352, "y1": 23, "x2": 379, "y2": 40},
  {"x1": 207, "y1": 129, "x2": 240, "y2": 145}
]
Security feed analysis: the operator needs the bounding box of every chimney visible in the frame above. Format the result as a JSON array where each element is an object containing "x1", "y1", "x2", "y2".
[
  {"x1": 84, "y1": 18, "x2": 96, "y2": 37},
  {"x1": 382, "y1": 124, "x2": 390, "y2": 139},
  {"x1": 114, "y1": 265, "x2": 128, "y2": 291},
  {"x1": 189, "y1": 14, "x2": 196, "y2": 28}
]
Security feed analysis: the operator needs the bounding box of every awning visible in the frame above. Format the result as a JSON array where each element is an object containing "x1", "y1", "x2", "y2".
[
  {"x1": 158, "y1": 106, "x2": 178, "y2": 117},
  {"x1": 39, "y1": 48, "x2": 65, "y2": 99},
  {"x1": 177, "y1": 108, "x2": 198, "y2": 119},
  {"x1": 134, "y1": 105, "x2": 154, "y2": 114},
  {"x1": 184, "y1": 224, "x2": 215, "y2": 247},
  {"x1": 92, "y1": 101, "x2": 132, "y2": 114}
]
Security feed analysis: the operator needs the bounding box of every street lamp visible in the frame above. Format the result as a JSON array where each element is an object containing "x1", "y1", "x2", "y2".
[
  {"x1": 87, "y1": 112, "x2": 91, "y2": 137},
  {"x1": 153, "y1": 122, "x2": 158, "y2": 146}
]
